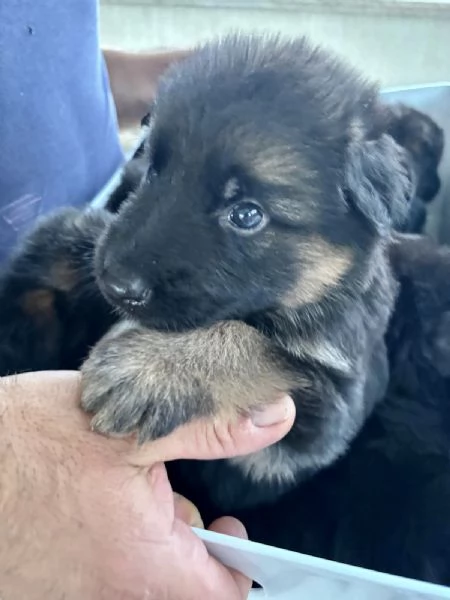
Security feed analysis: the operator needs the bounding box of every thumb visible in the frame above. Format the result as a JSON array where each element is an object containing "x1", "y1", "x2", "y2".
[{"x1": 128, "y1": 395, "x2": 295, "y2": 466}]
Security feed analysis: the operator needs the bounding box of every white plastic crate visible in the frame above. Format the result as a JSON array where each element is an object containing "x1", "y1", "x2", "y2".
[{"x1": 195, "y1": 526, "x2": 450, "y2": 599}]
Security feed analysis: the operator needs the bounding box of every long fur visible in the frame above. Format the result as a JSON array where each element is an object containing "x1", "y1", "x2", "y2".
[{"x1": 0, "y1": 33, "x2": 449, "y2": 586}]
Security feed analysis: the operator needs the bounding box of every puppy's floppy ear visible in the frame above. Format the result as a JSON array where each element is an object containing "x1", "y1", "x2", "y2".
[
  {"x1": 344, "y1": 134, "x2": 416, "y2": 235},
  {"x1": 384, "y1": 102, "x2": 444, "y2": 163}
]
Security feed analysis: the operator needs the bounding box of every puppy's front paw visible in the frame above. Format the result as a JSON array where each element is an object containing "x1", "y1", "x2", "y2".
[{"x1": 80, "y1": 322, "x2": 212, "y2": 442}]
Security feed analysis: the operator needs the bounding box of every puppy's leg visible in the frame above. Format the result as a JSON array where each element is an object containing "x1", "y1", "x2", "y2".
[
  {"x1": 80, "y1": 319, "x2": 299, "y2": 442},
  {"x1": 80, "y1": 314, "x2": 373, "y2": 466},
  {"x1": 0, "y1": 208, "x2": 114, "y2": 375}
]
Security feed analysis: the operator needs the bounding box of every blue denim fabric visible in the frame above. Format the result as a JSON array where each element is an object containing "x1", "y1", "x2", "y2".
[{"x1": 0, "y1": 0, "x2": 124, "y2": 263}]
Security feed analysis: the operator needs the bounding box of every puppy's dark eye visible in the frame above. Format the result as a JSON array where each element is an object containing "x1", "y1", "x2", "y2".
[{"x1": 228, "y1": 202, "x2": 265, "y2": 230}]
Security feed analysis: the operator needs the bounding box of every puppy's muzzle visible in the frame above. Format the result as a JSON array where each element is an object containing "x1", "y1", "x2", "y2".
[{"x1": 100, "y1": 268, "x2": 151, "y2": 308}]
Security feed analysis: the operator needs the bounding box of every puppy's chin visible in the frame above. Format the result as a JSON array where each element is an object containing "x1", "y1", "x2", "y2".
[
  {"x1": 126, "y1": 310, "x2": 206, "y2": 333},
  {"x1": 116, "y1": 293, "x2": 267, "y2": 333},
  {"x1": 115, "y1": 298, "x2": 220, "y2": 333}
]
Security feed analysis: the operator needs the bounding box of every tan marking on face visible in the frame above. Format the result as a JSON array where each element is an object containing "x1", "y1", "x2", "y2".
[
  {"x1": 248, "y1": 144, "x2": 314, "y2": 189},
  {"x1": 282, "y1": 236, "x2": 353, "y2": 307},
  {"x1": 223, "y1": 177, "x2": 240, "y2": 200},
  {"x1": 270, "y1": 195, "x2": 318, "y2": 226}
]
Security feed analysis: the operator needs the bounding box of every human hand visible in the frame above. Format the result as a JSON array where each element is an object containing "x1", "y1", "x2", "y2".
[{"x1": 0, "y1": 371, "x2": 295, "y2": 600}]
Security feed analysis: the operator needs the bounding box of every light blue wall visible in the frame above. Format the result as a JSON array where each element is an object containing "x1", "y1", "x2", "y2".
[{"x1": 99, "y1": 1, "x2": 450, "y2": 87}]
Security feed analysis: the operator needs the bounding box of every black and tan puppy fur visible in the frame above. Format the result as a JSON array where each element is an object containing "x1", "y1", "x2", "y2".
[
  {"x1": 107, "y1": 93, "x2": 444, "y2": 235},
  {"x1": 1, "y1": 34, "x2": 450, "y2": 585},
  {"x1": 0, "y1": 209, "x2": 115, "y2": 374},
  {"x1": 84, "y1": 36, "x2": 412, "y2": 467}
]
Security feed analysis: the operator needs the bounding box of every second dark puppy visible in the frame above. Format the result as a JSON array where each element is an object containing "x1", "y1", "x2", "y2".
[{"x1": 384, "y1": 103, "x2": 444, "y2": 232}]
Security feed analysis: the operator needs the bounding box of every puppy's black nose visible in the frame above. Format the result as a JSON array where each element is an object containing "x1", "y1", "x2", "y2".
[{"x1": 101, "y1": 271, "x2": 149, "y2": 306}]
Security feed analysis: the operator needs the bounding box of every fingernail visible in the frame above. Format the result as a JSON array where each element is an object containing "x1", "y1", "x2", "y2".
[
  {"x1": 251, "y1": 396, "x2": 292, "y2": 427},
  {"x1": 209, "y1": 516, "x2": 248, "y2": 540},
  {"x1": 173, "y1": 493, "x2": 204, "y2": 528}
]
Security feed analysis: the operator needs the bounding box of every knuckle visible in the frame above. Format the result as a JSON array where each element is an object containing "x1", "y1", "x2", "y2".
[{"x1": 208, "y1": 418, "x2": 240, "y2": 457}]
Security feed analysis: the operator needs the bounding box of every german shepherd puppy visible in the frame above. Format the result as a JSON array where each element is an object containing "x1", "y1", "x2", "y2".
[{"x1": 1, "y1": 34, "x2": 450, "y2": 585}]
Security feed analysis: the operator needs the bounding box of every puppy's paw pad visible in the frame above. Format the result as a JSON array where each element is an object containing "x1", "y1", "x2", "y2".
[
  {"x1": 80, "y1": 338, "x2": 194, "y2": 442},
  {"x1": 81, "y1": 351, "x2": 152, "y2": 437}
]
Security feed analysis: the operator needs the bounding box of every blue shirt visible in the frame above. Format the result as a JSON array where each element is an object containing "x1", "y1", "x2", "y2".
[{"x1": 0, "y1": 0, "x2": 124, "y2": 263}]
